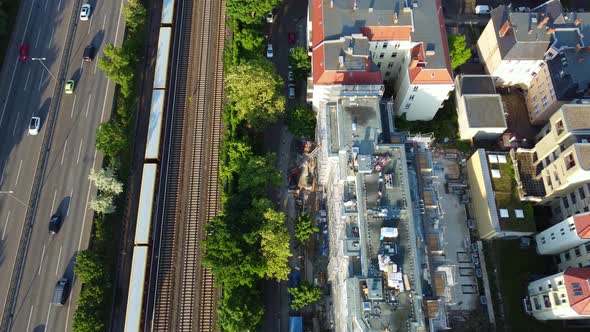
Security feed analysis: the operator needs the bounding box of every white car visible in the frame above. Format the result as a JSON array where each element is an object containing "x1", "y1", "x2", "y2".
[
  {"x1": 80, "y1": 4, "x2": 92, "y2": 21},
  {"x1": 266, "y1": 44, "x2": 273, "y2": 58},
  {"x1": 475, "y1": 5, "x2": 491, "y2": 14},
  {"x1": 29, "y1": 116, "x2": 40, "y2": 136},
  {"x1": 288, "y1": 84, "x2": 295, "y2": 99},
  {"x1": 266, "y1": 12, "x2": 274, "y2": 23}
]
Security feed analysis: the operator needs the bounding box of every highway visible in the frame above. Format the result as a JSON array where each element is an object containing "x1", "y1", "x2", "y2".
[{"x1": 0, "y1": 0, "x2": 124, "y2": 331}]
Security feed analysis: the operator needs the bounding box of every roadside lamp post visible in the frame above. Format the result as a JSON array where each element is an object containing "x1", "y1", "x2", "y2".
[
  {"x1": 0, "y1": 190, "x2": 29, "y2": 208},
  {"x1": 31, "y1": 57, "x2": 58, "y2": 82}
]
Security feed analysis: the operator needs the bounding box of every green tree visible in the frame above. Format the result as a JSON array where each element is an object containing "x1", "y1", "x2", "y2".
[
  {"x1": 122, "y1": 0, "x2": 147, "y2": 33},
  {"x1": 237, "y1": 153, "x2": 281, "y2": 197},
  {"x1": 218, "y1": 286, "x2": 264, "y2": 332},
  {"x1": 286, "y1": 106, "x2": 316, "y2": 139},
  {"x1": 225, "y1": 58, "x2": 286, "y2": 129},
  {"x1": 235, "y1": 28, "x2": 265, "y2": 51},
  {"x1": 88, "y1": 167, "x2": 124, "y2": 196},
  {"x1": 288, "y1": 47, "x2": 311, "y2": 80},
  {"x1": 294, "y1": 213, "x2": 319, "y2": 244},
  {"x1": 89, "y1": 195, "x2": 116, "y2": 214},
  {"x1": 220, "y1": 141, "x2": 253, "y2": 185},
  {"x1": 95, "y1": 120, "x2": 128, "y2": 159},
  {"x1": 448, "y1": 34, "x2": 471, "y2": 69},
  {"x1": 74, "y1": 250, "x2": 105, "y2": 284},
  {"x1": 226, "y1": 0, "x2": 281, "y2": 25},
  {"x1": 72, "y1": 304, "x2": 105, "y2": 332},
  {"x1": 260, "y1": 207, "x2": 291, "y2": 281},
  {"x1": 98, "y1": 44, "x2": 135, "y2": 97},
  {"x1": 288, "y1": 282, "x2": 322, "y2": 310}
]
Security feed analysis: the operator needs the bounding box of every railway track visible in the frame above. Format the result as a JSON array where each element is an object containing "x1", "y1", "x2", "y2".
[{"x1": 151, "y1": 0, "x2": 225, "y2": 329}]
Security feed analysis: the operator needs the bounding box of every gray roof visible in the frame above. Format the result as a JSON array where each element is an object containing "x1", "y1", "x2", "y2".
[
  {"x1": 324, "y1": 36, "x2": 373, "y2": 71},
  {"x1": 458, "y1": 75, "x2": 497, "y2": 95},
  {"x1": 464, "y1": 95, "x2": 507, "y2": 128},
  {"x1": 338, "y1": 97, "x2": 381, "y2": 155},
  {"x1": 322, "y1": 0, "x2": 449, "y2": 70},
  {"x1": 562, "y1": 104, "x2": 590, "y2": 131}
]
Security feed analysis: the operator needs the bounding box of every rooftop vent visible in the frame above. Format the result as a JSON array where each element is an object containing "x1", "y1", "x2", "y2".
[
  {"x1": 339, "y1": 56, "x2": 344, "y2": 68},
  {"x1": 393, "y1": 13, "x2": 398, "y2": 24},
  {"x1": 369, "y1": 7, "x2": 373, "y2": 13},
  {"x1": 575, "y1": 18, "x2": 582, "y2": 26},
  {"x1": 413, "y1": 1, "x2": 419, "y2": 8},
  {"x1": 531, "y1": 16, "x2": 538, "y2": 24}
]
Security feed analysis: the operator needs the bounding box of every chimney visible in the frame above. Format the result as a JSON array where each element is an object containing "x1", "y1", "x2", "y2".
[
  {"x1": 575, "y1": 18, "x2": 582, "y2": 26},
  {"x1": 546, "y1": 28, "x2": 556, "y2": 34},
  {"x1": 579, "y1": 56, "x2": 585, "y2": 63},
  {"x1": 576, "y1": 44, "x2": 582, "y2": 53},
  {"x1": 499, "y1": 21, "x2": 511, "y2": 37},
  {"x1": 538, "y1": 16, "x2": 549, "y2": 28},
  {"x1": 339, "y1": 56, "x2": 344, "y2": 68},
  {"x1": 528, "y1": 29, "x2": 534, "y2": 34},
  {"x1": 346, "y1": 46, "x2": 353, "y2": 55},
  {"x1": 369, "y1": 7, "x2": 373, "y2": 13},
  {"x1": 393, "y1": 13, "x2": 398, "y2": 24}
]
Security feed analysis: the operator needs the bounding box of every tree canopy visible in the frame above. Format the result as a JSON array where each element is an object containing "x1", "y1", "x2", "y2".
[
  {"x1": 95, "y1": 120, "x2": 128, "y2": 159},
  {"x1": 225, "y1": 58, "x2": 286, "y2": 129},
  {"x1": 237, "y1": 153, "x2": 282, "y2": 197},
  {"x1": 98, "y1": 44, "x2": 135, "y2": 97},
  {"x1": 286, "y1": 106, "x2": 316, "y2": 140},
  {"x1": 217, "y1": 285, "x2": 264, "y2": 332},
  {"x1": 74, "y1": 250, "x2": 106, "y2": 284},
  {"x1": 288, "y1": 282, "x2": 322, "y2": 310},
  {"x1": 448, "y1": 34, "x2": 471, "y2": 69},
  {"x1": 226, "y1": 0, "x2": 281, "y2": 25},
  {"x1": 235, "y1": 28, "x2": 265, "y2": 51},
  {"x1": 122, "y1": 0, "x2": 147, "y2": 33},
  {"x1": 260, "y1": 207, "x2": 291, "y2": 281},
  {"x1": 294, "y1": 213, "x2": 319, "y2": 244},
  {"x1": 288, "y1": 47, "x2": 311, "y2": 80}
]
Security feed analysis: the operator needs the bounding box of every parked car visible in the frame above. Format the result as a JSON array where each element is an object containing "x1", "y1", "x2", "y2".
[
  {"x1": 80, "y1": 4, "x2": 92, "y2": 21},
  {"x1": 19, "y1": 44, "x2": 29, "y2": 61},
  {"x1": 288, "y1": 84, "x2": 295, "y2": 99},
  {"x1": 266, "y1": 11, "x2": 274, "y2": 23},
  {"x1": 266, "y1": 44, "x2": 273, "y2": 58},
  {"x1": 288, "y1": 32, "x2": 296, "y2": 45},
  {"x1": 475, "y1": 5, "x2": 491, "y2": 14},
  {"x1": 28, "y1": 116, "x2": 40, "y2": 135}
]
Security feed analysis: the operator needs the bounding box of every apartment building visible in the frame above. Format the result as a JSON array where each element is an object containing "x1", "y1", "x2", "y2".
[
  {"x1": 513, "y1": 103, "x2": 590, "y2": 221},
  {"x1": 466, "y1": 149, "x2": 536, "y2": 239},
  {"x1": 308, "y1": 0, "x2": 453, "y2": 121},
  {"x1": 524, "y1": 268, "x2": 590, "y2": 320},
  {"x1": 476, "y1": 0, "x2": 590, "y2": 125},
  {"x1": 455, "y1": 75, "x2": 507, "y2": 141}
]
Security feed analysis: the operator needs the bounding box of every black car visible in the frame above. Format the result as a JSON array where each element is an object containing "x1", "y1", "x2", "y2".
[
  {"x1": 49, "y1": 214, "x2": 63, "y2": 234},
  {"x1": 83, "y1": 46, "x2": 95, "y2": 61}
]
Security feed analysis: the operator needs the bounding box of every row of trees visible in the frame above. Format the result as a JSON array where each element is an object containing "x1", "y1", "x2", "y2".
[{"x1": 72, "y1": 0, "x2": 148, "y2": 331}]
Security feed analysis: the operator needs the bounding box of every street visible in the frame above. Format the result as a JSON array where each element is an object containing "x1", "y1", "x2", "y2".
[{"x1": 0, "y1": 0, "x2": 124, "y2": 330}]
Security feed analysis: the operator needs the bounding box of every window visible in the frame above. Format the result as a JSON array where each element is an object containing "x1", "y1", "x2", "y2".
[
  {"x1": 379, "y1": 53, "x2": 385, "y2": 59},
  {"x1": 395, "y1": 43, "x2": 400, "y2": 48},
  {"x1": 585, "y1": 242, "x2": 590, "y2": 253},
  {"x1": 385, "y1": 71, "x2": 391, "y2": 77},
  {"x1": 404, "y1": 103, "x2": 412, "y2": 109},
  {"x1": 377, "y1": 62, "x2": 382, "y2": 68},
  {"x1": 382, "y1": 43, "x2": 387, "y2": 49},
  {"x1": 542, "y1": 95, "x2": 548, "y2": 103},
  {"x1": 565, "y1": 251, "x2": 571, "y2": 260},
  {"x1": 579, "y1": 262, "x2": 584, "y2": 267},
  {"x1": 409, "y1": 95, "x2": 415, "y2": 100},
  {"x1": 391, "y1": 52, "x2": 398, "y2": 57},
  {"x1": 556, "y1": 120, "x2": 564, "y2": 135},
  {"x1": 532, "y1": 95, "x2": 538, "y2": 102},
  {"x1": 563, "y1": 196, "x2": 570, "y2": 208},
  {"x1": 573, "y1": 283, "x2": 585, "y2": 296},
  {"x1": 556, "y1": 254, "x2": 561, "y2": 263},
  {"x1": 575, "y1": 247, "x2": 582, "y2": 257},
  {"x1": 387, "y1": 62, "x2": 394, "y2": 68},
  {"x1": 413, "y1": 86, "x2": 419, "y2": 92},
  {"x1": 558, "y1": 280, "x2": 563, "y2": 286},
  {"x1": 538, "y1": 286, "x2": 543, "y2": 291},
  {"x1": 530, "y1": 84, "x2": 535, "y2": 89},
  {"x1": 571, "y1": 192, "x2": 577, "y2": 204},
  {"x1": 585, "y1": 207, "x2": 590, "y2": 212},
  {"x1": 580, "y1": 187, "x2": 586, "y2": 200},
  {"x1": 565, "y1": 153, "x2": 576, "y2": 170}
]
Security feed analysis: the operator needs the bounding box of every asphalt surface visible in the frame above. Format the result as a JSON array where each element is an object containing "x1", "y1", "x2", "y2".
[{"x1": 0, "y1": 0, "x2": 124, "y2": 331}]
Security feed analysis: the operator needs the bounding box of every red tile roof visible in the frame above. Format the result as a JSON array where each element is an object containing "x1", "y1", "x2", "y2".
[
  {"x1": 312, "y1": 45, "x2": 383, "y2": 85},
  {"x1": 359, "y1": 26, "x2": 412, "y2": 41},
  {"x1": 311, "y1": 0, "x2": 324, "y2": 48},
  {"x1": 564, "y1": 268, "x2": 590, "y2": 315},
  {"x1": 574, "y1": 213, "x2": 590, "y2": 239}
]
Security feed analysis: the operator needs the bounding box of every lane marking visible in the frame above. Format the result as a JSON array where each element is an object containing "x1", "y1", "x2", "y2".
[
  {"x1": 38, "y1": 244, "x2": 46, "y2": 275},
  {"x1": 88, "y1": 14, "x2": 93, "y2": 35},
  {"x1": 57, "y1": 0, "x2": 61, "y2": 10},
  {"x1": 14, "y1": 159, "x2": 23, "y2": 186},
  {"x1": 78, "y1": 150, "x2": 97, "y2": 251},
  {"x1": 66, "y1": 188, "x2": 73, "y2": 216},
  {"x1": 2, "y1": 211, "x2": 10, "y2": 240},
  {"x1": 0, "y1": 59, "x2": 19, "y2": 127},
  {"x1": 35, "y1": 29, "x2": 41, "y2": 48},
  {"x1": 24, "y1": 69, "x2": 31, "y2": 91},
  {"x1": 100, "y1": 81, "x2": 110, "y2": 122},
  {"x1": 114, "y1": 2, "x2": 123, "y2": 43},
  {"x1": 38, "y1": 71, "x2": 45, "y2": 91},
  {"x1": 85, "y1": 94, "x2": 92, "y2": 118},
  {"x1": 76, "y1": 139, "x2": 83, "y2": 164},
  {"x1": 26, "y1": 305, "x2": 34, "y2": 332},
  {"x1": 0, "y1": 160, "x2": 5, "y2": 183},
  {"x1": 44, "y1": 303, "x2": 52, "y2": 332},
  {"x1": 94, "y1": 56, "x2": 98, "y2": 75},
  {"x1": 61, "y1": 139, "x2": 67, "y2": 165},
  {"x1": 70, "y1": 94, "x2": 77, "y2": 118},
  {"x1": 55, "y1": 246, "x2": 62, "y2": 276},
  {"x1": 102, "y1": 15, "x2": 106, "y2": 29},
  {"x1": 12, "y1": 112, "x2": 20, "y2": 136},
  {"x1": 51, "y1": 189, "x2": 57, "y2": 214},
  {"x1": 48, "y1": 27, "x2": 54, "y2": 48},
  {"x1": 44, "y1": 0, "x2": 49, "y2": 11},
  {"x1": 64, "y1": 300, "x2": 72, "y2": 332}
]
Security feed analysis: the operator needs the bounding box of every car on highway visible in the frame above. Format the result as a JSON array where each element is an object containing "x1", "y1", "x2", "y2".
[
  {"x1": 49, "y1": 214, "x2": 63, "y2": 234},
  {"x1": 80, "y1": 4, "x2": 92, "y2": 21},
  {"x1": 19, "y1": 44, "x2": 28, "y2": 61},
  {"x1": 52, "y1": 278, "x2": 70, "y2": 305},
  {"x1": 266, "y1": 44, "x2": 273, "y2": 58},
  {"x1": 288, "y1": 32, "x2": 296, "y2": 45},
  {"x1": 288, "y1": 84, "x2": 295, "y2": 99},
  {"x1": 65, "y1": 80, "x2": 75, "y2": 94},
  {"x1": 83, "y1": 46, "x2": 96, "y2": 61},
  {"x1": 28, "y1": 116, "x2": 40, "y2": 135}
]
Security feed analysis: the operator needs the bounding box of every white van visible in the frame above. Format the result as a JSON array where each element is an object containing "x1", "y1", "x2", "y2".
[{"x1": 475, "y1": 5, "x2": 491, "y2": 14}]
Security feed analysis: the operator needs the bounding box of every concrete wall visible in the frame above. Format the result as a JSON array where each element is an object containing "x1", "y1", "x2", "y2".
[
  {"x1": 477, "y1": 19, "x2": 502, "y2": 76},
  {"x1": 536, "y1": 216, "x2": 586, "y2": 255},
  {"x1": 466, "y1": 150, "x2": 498, "y2": 239}
]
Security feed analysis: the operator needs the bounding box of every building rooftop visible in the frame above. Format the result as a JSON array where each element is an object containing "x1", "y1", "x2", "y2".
[
  {"x1": 573, "y1": 213, "x2": 590, "y2": 239},
  {"x1": 463, "y1": 95, "x2": 507, "y2": 128},
  {"x1": 562, "y1": 104, "x2": 590, "y2": 131},
  {"x1": 458, "y1": 75, "x2": 497, "y2": 95},
  {"x1": 564, "y1": 268, "x2": 590, "y2": 315},
  {"x1": 338, "y1": 97, "x2": 382, "y2": 155}
]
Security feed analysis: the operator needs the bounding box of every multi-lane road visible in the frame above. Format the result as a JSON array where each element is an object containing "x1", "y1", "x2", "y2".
[{"x1": 0, "y1": 0, "x2": 124, "y2": 330}]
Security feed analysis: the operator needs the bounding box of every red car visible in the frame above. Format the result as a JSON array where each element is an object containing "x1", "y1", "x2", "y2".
[
  {"x1": 19, "y1": 45, "x2": 28, "y2": 61},
  {"x1": 288, "y1": 32, "x2": 296, "y2": 45}
]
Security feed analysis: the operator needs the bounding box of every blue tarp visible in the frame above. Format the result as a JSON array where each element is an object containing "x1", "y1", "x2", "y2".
[{"x1": 289, "y1": 316, "x2": 302, "y2": 332}]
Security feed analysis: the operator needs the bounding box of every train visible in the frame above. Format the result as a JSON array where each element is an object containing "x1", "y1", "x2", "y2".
[{"x1": 123, "y1": 0, "x2": 175, "y2": 330}]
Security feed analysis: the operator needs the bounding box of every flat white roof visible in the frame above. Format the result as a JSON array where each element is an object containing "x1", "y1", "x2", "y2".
[
  {"x1": 153, "y1": 27, "x2": 172, "y2": 89},
  {"x1": 135, "y1": 164, "x2": 157, "y2": 245},
  {"x1": 161, "y1": 0, "x2": 174, "y2": 24},
  {"x1": 124, "y1": 246, "x2": 148, "y2": 332},
  {"x1": 145, "y1": 90, "x2": 165, "y2": 159}
]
